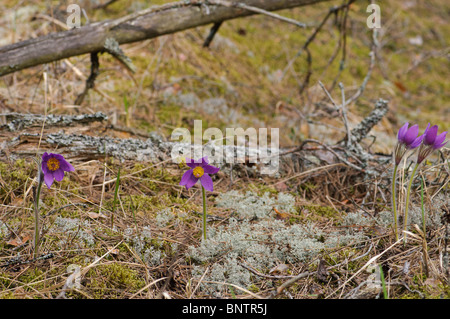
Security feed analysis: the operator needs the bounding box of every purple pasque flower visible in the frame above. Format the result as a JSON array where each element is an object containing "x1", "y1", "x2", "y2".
[
  {"x1": 416, "y1": 123, "x2": 448, "y2": 163},
  {"x1": 41, "y1": 152, "x2": 75, "y2": 189},
  {"x1": 394, "y1": 122, "x2": 425, "y2": 165},
  {"x1": 397, "y1": 122, "x2": 424, "y2": 148},
  {"x1": 179, "y1": 156, "x2": 220, "y2": 191}
]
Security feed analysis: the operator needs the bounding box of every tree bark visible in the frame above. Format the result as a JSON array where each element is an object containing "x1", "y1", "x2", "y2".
[{"x1": 0, "y1": 0, "x2": 331, "y2": 76}]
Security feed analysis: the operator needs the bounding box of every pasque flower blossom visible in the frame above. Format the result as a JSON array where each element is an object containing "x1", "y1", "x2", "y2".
[
  {"x1": 41, "y1": 152, "x2": 75, "y2": 188},
  {"x1": 33, "y1": 152, "x2": 74, "y2": 257},
  {"x1": 179, "y1": 156, "x2": 220, "y2": 241},
  {"x1": 390, "y1": 122, "x2": 448, "y2": 243},
  {"x1": 179, "y1": 156, "x2": 220, "y2": 191},
  {"x1": 391, "y1": 122, "x2": 426, "y2": 241},
  {"x1": 416, "y1": 123, "x2": 448, "y2": 164},
  {"x1": 402, "y1": 123, "x2": 447, "y2": 239},
  {"x1": 393, "y1": 122, "x2": 425, "y2": 165}
]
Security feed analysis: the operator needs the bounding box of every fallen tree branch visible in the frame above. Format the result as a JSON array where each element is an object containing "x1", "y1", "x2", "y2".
[
  {"x1": 0, "y1": 99, "x2": 389, "y2": 176},
  {"x1": 0, "y1": 112, "x2": 107, "y2": 131},
  {"x1": 0, "y1": 0, "x2": 331, "y2": 77}
]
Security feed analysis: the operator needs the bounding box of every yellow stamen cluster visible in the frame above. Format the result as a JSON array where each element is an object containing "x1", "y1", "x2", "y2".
[
  {"x1": 47, "y1": 158, "x2": 60, "y2": 171},
  {"x1": 193, "y1": 166, "x2": 204, "y2": 178}
]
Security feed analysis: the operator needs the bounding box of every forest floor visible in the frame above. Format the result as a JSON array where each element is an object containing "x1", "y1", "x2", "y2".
[{"x1": 0, "y1": 0, "x2": 449, "y2": 299}]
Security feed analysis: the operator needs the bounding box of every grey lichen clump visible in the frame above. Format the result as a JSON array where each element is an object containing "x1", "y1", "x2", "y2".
[
  {"x1": 407, "y1": 192, "x2": 448, "y2": 230},
  {"x1": 155, "y1": 208, "x2": 176, "y2": 227},
  {"x1": 215, "y1": 190, "x2": 297, "y2": 219},
  {"x1": 50, "y1": 217, "x2": 96, "y2": 248},
  {"x1": 187, "y1": 191, "x2": 373, "y2": 296},
  {"x1": 123, "y1": 226, "x2": 167, "y2": 267},
  {"x1": 0, "y1": 221, "x2": 10, "y2": 238}
]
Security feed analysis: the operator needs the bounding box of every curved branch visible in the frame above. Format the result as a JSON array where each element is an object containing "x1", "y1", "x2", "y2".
[{"x1": 0, "y1": 0, "x2": 330, "y2": 77}]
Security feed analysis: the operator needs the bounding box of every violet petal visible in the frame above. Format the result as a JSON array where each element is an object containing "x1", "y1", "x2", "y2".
[
  {"x1": 403, "y1": 124, "x2": 419, "y2": 145},
  {"x1": 424, "y1": 125, "x2": 438, "y2": 145},
  {"x1": 180, "y1": 169, "x2": 194, "y2": 186},
  {"x1": 200, "y1": 156, "x2": 209, "y2": 165},
  {"x1": 44, "y1": 172, "x2": 54, "y2": 189},
  {"x1": 433, "y1": 132, "x2": 447, "y2": 149},
  {"x1": 397, "y1": 122, "x2": 409, "y2": 142},
  {"x1": 60, "y1": 159, "x2": 75, "y2": 172},
  {"x1": 42, "y1": 152, "x2": 50, "y2": 162},
  {"x1": 184, "y1": 173, "x2": 199, "y2": 189},
  {"x1": 200, "y1": 174, "x2": 214, "y2": 191},
  {"x1": 410, "y1": 135, "x2": 424, "y2": 149},
  {"x1": 185, "y1": 158, "x2": 201, "y2": 169},
  {"x1": 203, "y1": 164, "x2": 220, "y2": 175},
  {"x1": 53, "y1": 169, "x2": 65, "y2": 182}
]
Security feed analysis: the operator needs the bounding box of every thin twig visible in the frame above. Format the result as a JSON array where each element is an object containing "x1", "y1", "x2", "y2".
[
  {"x1": 129, "y1": 277, "x2": 168, "y2": 299},
  {"x1": 75, "y1": 51, "x2": 100, "y2": 105},
  {"x1": 338, "y1": 82, "x2": 351, "y2": 146},
  {"x1": 98, "y1": 161, "x2": 108, "y2": 217},
  {"x1": 203, "y1": 21, "x2": 223, "y2": 48},
  {"x1": 189, "y1": 266, "x2": 210, "y2": 298},
  {"x1": 238, "y1": 261, "x2": 295, "y2": 280},
  {"x1": 80, "y1": 241, "x2": 123, "y2": 277},
  {"x1": 280, "y1": 2, "x2": 351, "y2": 81},
  {"x1": 328, "y1": 0, "x2": 351, "y2": 92},
  {"x1": 318, "y1": 80, "x2": 338, "y2": 108},
  {"x1": 0, "y1": 253, "x2": 54, "y2": 268},
  {"x1": 93, "y1": 0, "x2": 120, "y2": 10},
  {"x1": 273, "y1": 271, "x2": 313, "y2": 296},
  {"x1": 208, "y1": 0, "x2": 306, "y2": 28},
  {"x1": 36, "y1": 72, "x2": 48, "y2": 156},
  {"x1": 200, "y1": 280, "x2": 265, "y2": 299},
  {"x1": 298, "y1": 47, "x2": 312, "y2": 94},
  {"x1": 299, "y1": 139, "x2": 364, "y2": 171},
  {"x1": 43, "y1": 203, "x2": 89, "y2": 219},
  {"x1": 345, "y1": 29, "x2": 377, "y2": 105},
  {"x1": 272, "y1": 163, "x2": 345, "y2": 186},
  {"x1": 106, "y1": 2, "x2": 190, "y2": 29},
  {"x1": 326, "y1": 238, "x2": 402, "y2": 298}
]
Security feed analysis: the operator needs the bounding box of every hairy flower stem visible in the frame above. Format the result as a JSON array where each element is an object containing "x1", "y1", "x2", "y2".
[
  {"x1": 33, "y1": 169, "x2": 43, "y2": 258},
  {"x1": 391, "y1": 164, "x2": 399, "y2": 241},
  {"x1": 202, "y1": 186, "x2": 207, "y2": 241},
  {"x1": 404, "y1": 163, "x2": 420, "y2": 242}
]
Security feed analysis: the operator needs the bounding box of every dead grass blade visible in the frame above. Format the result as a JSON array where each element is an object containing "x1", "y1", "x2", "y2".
[
  {"x1": 129, "y1": 277, "x2": 168, "y2": 299},
  {"x1": 326, "y1": 238, "x2": 403, "y2": 298},
  {"x1": 199, "y1": 280, "x2": 265, "y2": 299}
]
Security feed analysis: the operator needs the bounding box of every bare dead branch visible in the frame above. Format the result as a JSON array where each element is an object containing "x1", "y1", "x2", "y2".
[
  {"x1": 0, "y1": 112, "x2": 107, "y2": 131},
  {"x1": 203, "y1": 21, "x2": 224, "y2": 48},
  {"x1": 74, "y1": 52, "x2": 100, "y2": 105},
  {"x1": 0, "y1": 0, "x2": 331, "y2": 77}
]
